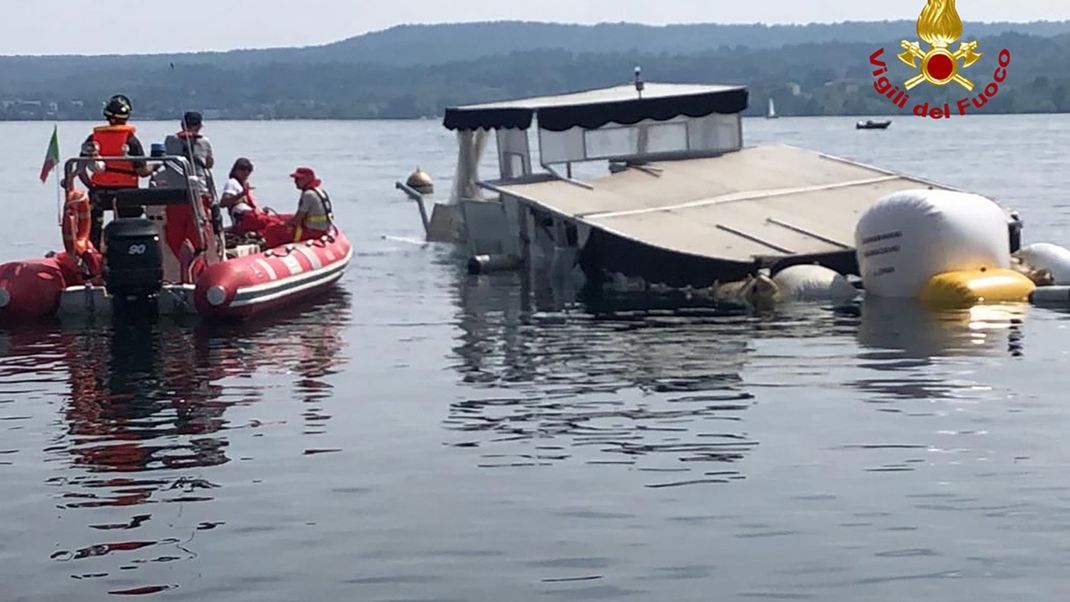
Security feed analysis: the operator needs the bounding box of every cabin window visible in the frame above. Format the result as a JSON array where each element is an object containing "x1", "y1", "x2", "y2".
[
  {"x1": 686, "y1": 113, "x2": 741, "y2": 153},
  {"x1": 537, "y1": 113, "x2": 741, "y2": 166},
  {"x1": 584, "y1": 126, "x2": 638, "y2": 158},
  {"x1": 644, "y1": 122, "x2": 689, "y2": 154},
  {"x1": 496, "y1": 128, "x2": 533, "y2": 180},
  {"x1": 538, "y1": 128, "x2": 586, "y2": 165},
  {"x1": 583, "y1": 119, "x2": 689, "y2": 158}
]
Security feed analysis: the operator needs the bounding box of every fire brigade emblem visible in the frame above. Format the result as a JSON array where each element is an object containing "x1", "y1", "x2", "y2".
[{"x1": 897, "y1": 0, "x2": 982, "y2": 90}]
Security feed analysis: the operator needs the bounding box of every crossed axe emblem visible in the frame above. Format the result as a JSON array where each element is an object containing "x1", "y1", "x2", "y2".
[{"x1": 898, "y1": 40, "x2": 982, "y2": 91}]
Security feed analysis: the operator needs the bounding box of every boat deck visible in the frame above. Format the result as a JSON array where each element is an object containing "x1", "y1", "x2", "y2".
[{"x1": 483, "y1": 144, "x2": 952, "y2": 264}]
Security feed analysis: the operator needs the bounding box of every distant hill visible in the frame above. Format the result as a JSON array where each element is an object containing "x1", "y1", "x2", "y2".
[
  {"x1": 315, "y1": 20, "x2": 1070, "y2": 65},
  {"x1": 5, "y1": 20, "x2": 1070, "y2": 72},
  {"x1": 3, "y1": 21, "x2": 1070, "y2": 120}
]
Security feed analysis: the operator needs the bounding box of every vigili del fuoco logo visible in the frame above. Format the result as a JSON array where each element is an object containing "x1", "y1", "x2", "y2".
[{"x1": 869, "y1": 0, "x2": 1011, "y2": 119}]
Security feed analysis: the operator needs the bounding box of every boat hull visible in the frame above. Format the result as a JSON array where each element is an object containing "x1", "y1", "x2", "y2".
[
  {"x1": 193, "y1": 230, "x2": 352, "y2": 319},
  {"x1": 0, "y1": 257, "x2": 71, "y2": 320},
  {"x1": 0, "y1": 230, "x2": 351, "y2": 322}
]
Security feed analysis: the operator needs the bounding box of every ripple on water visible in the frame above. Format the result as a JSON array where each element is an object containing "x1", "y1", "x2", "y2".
[
  {"x1": 5, "y1": 118, "x2": 1070, "y2": 601},
  {"x1": 0, "y1": 290, "x2": 354, "y2": 593}
]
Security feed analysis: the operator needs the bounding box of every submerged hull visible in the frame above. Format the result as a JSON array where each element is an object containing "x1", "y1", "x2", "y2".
[
  {"x1": 0, "y1": 230, "x2": 351, "y2": 322},
  {"x1": 482, "y1": 145, "x2": 954, "y2": 288},
  {"x1": 577, "y1": 227, "x2": 859, "y2": 289}
]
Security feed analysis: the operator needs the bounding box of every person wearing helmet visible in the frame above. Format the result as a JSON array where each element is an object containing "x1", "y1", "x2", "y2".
[{"x1": 78, "y1": 94, "x2": 155, "y2": 247}]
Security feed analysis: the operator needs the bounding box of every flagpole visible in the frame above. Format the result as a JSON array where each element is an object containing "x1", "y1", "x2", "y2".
[
  {"x1": 55, "y1": 159, "x2": 63, "y2": 227},
  {"x1": 54, "y1": 124, "x2": 62, "y2": 226}
]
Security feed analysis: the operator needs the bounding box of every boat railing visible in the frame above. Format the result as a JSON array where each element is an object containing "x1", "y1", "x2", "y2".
[
  {"x1": 63, "y1": 155, "x2": 199, "y2": 197},
  {"x1": 394, "y1": 180, "x2": 431, "y2": 236},
  {"x1": 62, "y1": 155, "x2": 220, "y2": 260}
]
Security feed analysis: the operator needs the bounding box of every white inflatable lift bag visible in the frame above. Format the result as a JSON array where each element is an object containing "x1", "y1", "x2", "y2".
[
  {"x1": 855, "y1": 189, "x2": 1010, "y2": 298},
  {"x1": 773, "y1": 264, "x2": 859, "y2": 302},
  {"x1": 1016, "y1": 243, "x2": 1070, "y2": 285}
]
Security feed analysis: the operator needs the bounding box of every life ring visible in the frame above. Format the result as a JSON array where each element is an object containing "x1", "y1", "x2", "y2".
[{"x1": 62, "y1": 188, "x2": 95, "y2": 258}]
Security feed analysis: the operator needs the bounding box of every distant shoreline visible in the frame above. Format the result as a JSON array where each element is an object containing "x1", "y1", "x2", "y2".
[
  {"x1": 2, "y1": 111, "x2": 1067, "y2": 124},
  {"x1": 5, "y1": 21, "x2": 1070, "y2": 123}
]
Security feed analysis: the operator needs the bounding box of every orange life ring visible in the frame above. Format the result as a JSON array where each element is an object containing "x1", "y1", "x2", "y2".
[{"x1": 62, "y1": 189, "x2": 94, "y2": 258}]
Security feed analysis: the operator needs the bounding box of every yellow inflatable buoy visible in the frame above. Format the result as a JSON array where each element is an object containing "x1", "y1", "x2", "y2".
[{"x1": 919, "y1": 268, "x2": 1036, "y2": 307}]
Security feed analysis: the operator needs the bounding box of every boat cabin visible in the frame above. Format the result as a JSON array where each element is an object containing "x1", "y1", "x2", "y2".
[{"x1": 444, "y1": 83, "x2": 747, "y2": 185}]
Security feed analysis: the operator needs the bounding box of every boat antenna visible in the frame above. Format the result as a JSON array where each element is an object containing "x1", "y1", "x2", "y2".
[{"x1": 634, "y1": 66, "x2": 644, "y2": 99}]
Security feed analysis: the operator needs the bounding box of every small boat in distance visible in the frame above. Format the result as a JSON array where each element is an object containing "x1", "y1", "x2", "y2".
[
  {"x1": 856, "y1": 119, "x2": 892, "y2": 130},
  {"x1": 767, "y1": 97, "x2": 778, "y2": 119}
]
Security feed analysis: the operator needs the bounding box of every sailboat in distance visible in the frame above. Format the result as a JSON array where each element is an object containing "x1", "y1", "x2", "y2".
[{"x1": 767, "y1": 97, "x2": 778, "y2": 119}]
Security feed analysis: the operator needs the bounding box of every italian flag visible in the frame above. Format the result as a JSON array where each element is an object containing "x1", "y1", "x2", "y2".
[{"x1": 39, "y1": 125, "x2": 60, "y2": 183}]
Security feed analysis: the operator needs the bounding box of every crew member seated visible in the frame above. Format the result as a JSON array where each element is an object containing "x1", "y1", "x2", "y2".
[
  {"x1": 220, "y1": 158, "x2": 284, "y2": 237},
  {"x1": 261, "y1": 167, "x2": 335, "y2": 248}
]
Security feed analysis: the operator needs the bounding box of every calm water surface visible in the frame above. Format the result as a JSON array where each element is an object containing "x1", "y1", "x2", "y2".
[{"x1": 2, "y1": 116, "x2": 1070, "y2": 601}]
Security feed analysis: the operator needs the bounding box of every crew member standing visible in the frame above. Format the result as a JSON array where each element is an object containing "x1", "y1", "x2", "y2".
[
  {"x1": 163, "y1": 111, "x2": 214, "y2": 193},
  {"x1": 78, "y1": 94, "x2": 154, "y2": 247}
]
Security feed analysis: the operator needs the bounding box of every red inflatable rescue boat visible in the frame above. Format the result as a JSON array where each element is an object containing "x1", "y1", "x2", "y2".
[
  {"x1": 0, "y1": 155, "x2": 350, "y2": 321},
  {"x1": 194, "y1": 232, "x2": 352, "y2": 318}
]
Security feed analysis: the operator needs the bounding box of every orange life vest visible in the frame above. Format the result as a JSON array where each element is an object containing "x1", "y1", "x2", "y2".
[{"x1": 90, "y1": 124, "x2": 138, "y2": 188}]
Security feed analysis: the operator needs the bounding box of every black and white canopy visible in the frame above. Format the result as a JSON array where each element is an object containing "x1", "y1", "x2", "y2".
[{"x1": 443, "y1": 83, "x2": 749, "y2": 132}]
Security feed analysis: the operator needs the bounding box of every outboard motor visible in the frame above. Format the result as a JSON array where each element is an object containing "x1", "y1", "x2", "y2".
[{"x1": 103, "y1": 218, "x2": 164, "y2": 304}]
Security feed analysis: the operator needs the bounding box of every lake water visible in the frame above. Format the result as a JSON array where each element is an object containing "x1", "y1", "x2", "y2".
[{"x1": 3, "y1": 115, "x2": 1070, "y2": 601}]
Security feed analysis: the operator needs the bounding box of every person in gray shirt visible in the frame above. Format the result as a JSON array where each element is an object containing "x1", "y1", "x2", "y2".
[{"x1": 162, "y1": 111, "x2": 214, "y2": 195}]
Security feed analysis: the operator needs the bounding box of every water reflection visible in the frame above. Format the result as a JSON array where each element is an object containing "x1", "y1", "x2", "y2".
[
  {"x1": 857, "y1": 297, "x2": 1027, "y2": 359},
  {"x1": 448, "y1": 275, "x2": 1031, "y2": 484},
  {"x1": 852, "y1": 297, "x2": 1027, "y2": 402},
  {"x1": 0, "y1": 290, "x2": 351, "y2": 587},
  {"x1": 450, "y1": 276, "x2": 772, "y2": 486},
  {"x1": 61, "y1": 321, "x2": 228, "y2": 479}
]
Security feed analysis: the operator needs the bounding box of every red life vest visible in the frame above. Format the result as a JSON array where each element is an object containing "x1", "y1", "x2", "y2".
[{"x1": 90, "y1": 124, "x2": 138, "y2": 188}]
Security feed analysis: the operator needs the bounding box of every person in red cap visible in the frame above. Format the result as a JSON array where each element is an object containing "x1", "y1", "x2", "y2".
[{"x1": 261, "y1": 166, "x2": 334, "y2": 248}]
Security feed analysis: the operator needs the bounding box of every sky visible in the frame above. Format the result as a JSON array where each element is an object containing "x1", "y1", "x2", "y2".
[{"x1": 3, "y1": 0, "x2": 1070, "y2": 55}]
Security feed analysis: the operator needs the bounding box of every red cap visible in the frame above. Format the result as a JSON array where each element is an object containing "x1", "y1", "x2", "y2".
[{"x1": 290, "y1": 166, "x2": 316, "y2": 179}]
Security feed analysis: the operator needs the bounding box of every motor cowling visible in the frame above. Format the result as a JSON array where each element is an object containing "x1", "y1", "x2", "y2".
[{"x1": 103, "y1": 218, "x2": 163, "y2": 300}]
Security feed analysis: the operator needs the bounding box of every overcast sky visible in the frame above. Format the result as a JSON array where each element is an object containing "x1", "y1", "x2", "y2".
[{"x1": 3, "y1": 0, "x2": 1069, "y2": 55}]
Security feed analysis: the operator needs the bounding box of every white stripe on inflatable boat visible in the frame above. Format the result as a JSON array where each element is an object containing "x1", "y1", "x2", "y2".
[
  {"x1": 296, "y1": 244, "x2": 323, "y2": 270},
  {"x1": 229, "y1": 248, "x2": 351, "y2": 308},
  {"x1": 281, "y1": 254, "x2": 303, "y2": 276},
  {"x1": 230, "y1": 259, "x2": 347, "y2": 307},
  {"x1": 255, "y1": 259, "x2": 278, "y2": 280}
]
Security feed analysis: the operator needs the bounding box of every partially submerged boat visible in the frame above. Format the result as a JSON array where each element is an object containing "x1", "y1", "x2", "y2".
[
  {"x1": 0, "y1": 156, "x2": 350, "y2": 321},
  {"x1": 397, "y1": 82, "x2": 1018, "y2": 289}
]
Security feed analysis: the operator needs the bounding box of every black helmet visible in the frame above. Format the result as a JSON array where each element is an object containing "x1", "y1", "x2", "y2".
[{"x1": 103, "y1": 94, "x2": 132, "y2": 120}]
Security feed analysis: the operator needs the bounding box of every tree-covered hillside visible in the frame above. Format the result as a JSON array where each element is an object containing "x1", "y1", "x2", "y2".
[{"x1": 2, "y1": 21, "x2": 1069, "y2": 120}]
